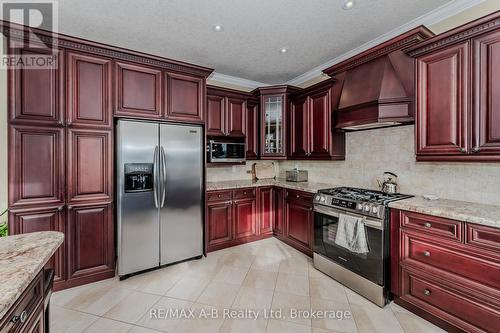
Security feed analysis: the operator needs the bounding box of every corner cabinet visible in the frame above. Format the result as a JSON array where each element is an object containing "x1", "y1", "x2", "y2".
[{"x1": 408, "y1": 12, "x2": 500, "y2": 161}]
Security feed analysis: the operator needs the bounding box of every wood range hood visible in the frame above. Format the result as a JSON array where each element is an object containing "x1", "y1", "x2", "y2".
[{"x1": 323, "y1": 26, "x2": 434, "y2": 131}]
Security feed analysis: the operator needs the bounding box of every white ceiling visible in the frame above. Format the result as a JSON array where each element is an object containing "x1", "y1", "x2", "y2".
[{"x1": 57, "y1": 0, "x2": 460, "y2": 84}]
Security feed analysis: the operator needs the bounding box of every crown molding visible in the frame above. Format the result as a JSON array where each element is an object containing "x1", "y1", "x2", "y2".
[
  {"x1": 208, "y1": 72, "x2": 270, "y2": 90},
  {"x1": 286, "y1": 0, "x2": 485, "y2": 86}
]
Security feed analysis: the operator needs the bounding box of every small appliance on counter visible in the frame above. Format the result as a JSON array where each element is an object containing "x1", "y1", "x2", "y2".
[
  {"x1": 286, "y1": 168, "x2": 308, "y2": 182},
  {"x1": 377, "y1": 171, "x2": 399, "y2": 194}
]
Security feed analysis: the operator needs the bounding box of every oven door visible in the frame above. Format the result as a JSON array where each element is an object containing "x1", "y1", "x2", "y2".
[{"x1": 313, "y1": 205, "x2": 384, "y2": 285}]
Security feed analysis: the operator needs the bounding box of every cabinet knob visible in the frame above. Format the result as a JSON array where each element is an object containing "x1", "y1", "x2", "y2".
[
  {"x1": 67, "y1": 121, "x2": 72, "y2": 126},
  {"x1": 296, "y1": 195, "x2": 300, "y2": 198},
  {"x1": 424, "y1": 222, "x2": 432, "y2": 228},
  {"x1": 67, "y1": 206, "x2": 73, "y2": 210},
  {"x1": 423, "y1": 289, "x2": 431, "y2": 296},
  {"x1": 218, "y1": 194, "x2": 222, "y2": 198},
  {"x1": 57, "y1": 120, "x2": 64, "y2": 126},
  {"x1": 11, "y1": 310, "x2": 28, "y2": 324},
  {"x1": 472, "y1": 147, "x2": 480, "y2": 153},
  {"x1": 459, "y1": 147, "x2": 467, "y2": 153},
  {"x1": 243, "y1": 191, "x2": 247, "y2": 195},
  {"x1": 58, "y1": 206, "x2": 64, "y2": 211},
  {"x1": 423, "y1": 251, "x2": 431, "y2": 257}
]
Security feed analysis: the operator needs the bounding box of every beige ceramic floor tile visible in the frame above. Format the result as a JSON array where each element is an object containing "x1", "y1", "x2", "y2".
[
  {"x1": 103, "y1": 291, "x2": 162, "y2": 324},
  {"x1": 309, "y1": 276, "x2": 348, "y2": 303},
  {"x1": 310, "y1": 298, "x2": 357, "y2": 333},
  {"x1": 116, "y1": 268, "x2": 182, "y2": 295},
  {"x1": 220, "y1": 252, "x2": 256, "y2": 268},
  {"x1": 212, "y1": 265, "x2": 249, "y2": 285},
  {"x1": 275, "y1": 272, "x2": 309, "y2": 297},
  {"x1": 136, "y1": 296, "x2": 192, "y2": 332},
  {"x1": 251, "y1": 255, "x2": 282, "y2": 272},
  {"x1": 271, "y1": 291, "x2": 311, "y2": 326},
  {"x1": 196, "y1": 281, "x2": 240, "y2": 307},
  {"x1": 174, "y1": 303, "x2": 225, "y2": 333},
  {"x1": 232, "y1": 286, "x2": 274, "y2": 310},
  {"x1": 220, "y1": 317, "x2": 268, "y2": 333},
  {"x1": 49, "y1": 305, "x2": 98, "y2": 333},
  {"x1": 279, "y1": 259, "x2": 310, "y2": 277},
  {"x1": 242, "y1": 269, "x2": 278, "y2": 291},
  {"x1": 65, "y1": 286, "x2": 133, "y2": 316},
  {"x1": 349, "y1": 300, "x2": 404, "y2": 333},
  {"x1": 266, "y1": 319, "x2": 312, "y2": 333},
  {"x1": 127, "y1": 326, "x2": 164, "y2": 333},
  {"x1": 84, "y1": 317, "x2": 132, "y2": 333},
  {"x1": 393, "y1": 311, "x2": 447, "y2": 333},
  {"x1": 308, "y1": 265, "x2": 330, "y2": 279},
  {"x1": 165, "y1": 275, "x2": 211, "y2": 301}
]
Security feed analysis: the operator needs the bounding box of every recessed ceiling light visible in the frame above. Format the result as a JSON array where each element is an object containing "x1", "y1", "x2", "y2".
[
  {"x1": 342, "y1": 0, "x2": 355, "y2": 10},
  {"x1": 212, "y1": 25, "x2": 224, "y2": 32},
  {"x1": 280, "y1": 47, "x2": 289, "y2": 54}
]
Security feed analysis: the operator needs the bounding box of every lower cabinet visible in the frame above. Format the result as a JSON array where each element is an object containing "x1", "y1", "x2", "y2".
[
  {"x1": 391, "y1": 210, "x2": 500, "y2": 333},
  {"x1": 66, "y1": 202, "x2": 115, "y2": 288},
  {"x1": 206, "y1": 187, "x2": 314, "y2": 255}
]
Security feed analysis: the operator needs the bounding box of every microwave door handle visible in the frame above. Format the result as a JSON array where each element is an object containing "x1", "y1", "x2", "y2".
[
  {"x1": 153, "y1": 145, "x2": 159, "y2": 209},
  {"x1": 160, "y1": 146, "x2": 167, "y2": 208}
]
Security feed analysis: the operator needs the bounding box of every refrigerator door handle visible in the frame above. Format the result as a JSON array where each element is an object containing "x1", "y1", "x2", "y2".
[
  {"x1": 153, "y1": 145, "x2": 159, "y2": 208},
  {"x1": 160, "y1": 146, "x2": 167, "y2": 208}
]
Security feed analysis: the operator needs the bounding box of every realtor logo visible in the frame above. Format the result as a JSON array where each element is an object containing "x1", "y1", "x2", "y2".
[{"x1": 0, "y1": 0, "x2": 59, "y2": 69}]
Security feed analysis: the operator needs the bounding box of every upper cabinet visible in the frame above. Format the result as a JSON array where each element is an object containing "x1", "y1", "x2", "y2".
[
  {"x1": 245, "y1": 100, "x2": 259, "y2": 159},
  {"x1": 166, "y1": 72, "x2": 204, "y2": 123},
  {"x1": 67, "y1": 52, "x2": 112, "y2": 128},
  {"x1": 289, "y1": 81, "x2": 345, "y2": 160},
  {"x1": 407, "y1": 12, "x2": 500, "y2": 161},
  {"x1": 115, "y1": 61, "x2": 163, "y2": 119},
  {"x1": 9, "y1": 47, "x2": 64, "y2": 126}
]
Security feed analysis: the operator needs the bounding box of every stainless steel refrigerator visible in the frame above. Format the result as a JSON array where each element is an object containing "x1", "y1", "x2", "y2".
[{"x1": 116, "y1": 119, "x2": 203, "y2": 277}]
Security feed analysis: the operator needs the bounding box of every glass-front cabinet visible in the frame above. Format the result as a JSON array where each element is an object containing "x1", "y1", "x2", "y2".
[{"x1": 259, "y1": 86, "x2": 299, "y2": 159}]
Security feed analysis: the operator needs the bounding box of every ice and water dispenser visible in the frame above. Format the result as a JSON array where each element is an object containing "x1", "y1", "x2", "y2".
[{"x1": 124, "y1": 163, "x2": 154, "y2": 193}]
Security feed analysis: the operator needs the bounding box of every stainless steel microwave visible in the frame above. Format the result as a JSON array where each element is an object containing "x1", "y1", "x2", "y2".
[{"x1": 208, "y1": 140, "x2": 246, "y2": 163}]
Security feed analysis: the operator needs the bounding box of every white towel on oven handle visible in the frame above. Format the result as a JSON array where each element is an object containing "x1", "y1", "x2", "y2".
[{"x1": 334, "y1": 213, "x2": 369, "y2": 254}]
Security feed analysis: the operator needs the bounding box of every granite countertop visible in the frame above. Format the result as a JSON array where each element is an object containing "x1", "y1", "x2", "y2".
[
  {"x1": 206, "y1": 178, "x2": 338, "y2": 193},
  {"x1": 0, "y1": 231, "x2": 64, "y2": 320},
  {"x1": 389, "y1": 196, "x2": 500, "y2": 229}
]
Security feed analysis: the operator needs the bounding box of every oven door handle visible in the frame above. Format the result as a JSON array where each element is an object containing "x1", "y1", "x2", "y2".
[{"x1": 314, "y1": 205, "x2": 383, "y2": 230}]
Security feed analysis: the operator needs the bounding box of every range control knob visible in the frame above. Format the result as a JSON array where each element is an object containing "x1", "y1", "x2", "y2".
[
  {"x1": 314, "y1": 195, "x2": 321, "y2": 201},
  {"x1": 320, "y1": 196, "x2": 326, "y2": 203},
  {"x1": 357, "y1": 203, "x2": 363, "y2": 211},
  {"x1": 371, "y1": 206, "x2": 379, "y2": 214},
  {"x1": 364, "y1": 204, "x2": 371, "y2": 212}
]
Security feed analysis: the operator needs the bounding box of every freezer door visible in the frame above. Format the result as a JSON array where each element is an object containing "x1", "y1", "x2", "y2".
[
  {"x1": 159, "y1": 123, "x2": 203, "y2": 265},
  {"x1": 117, "y1": 120, "x2": 160, "y2": 276}
]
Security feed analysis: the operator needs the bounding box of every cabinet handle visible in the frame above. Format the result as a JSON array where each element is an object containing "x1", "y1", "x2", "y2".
[
  {"x1": 57, "y1": 120, "x2": 64, "y2": 126},
  {"x1": 424, "y1": 222, "x2": 431, "y2": 228},
  {"x1": 67, "y1": 121, "x2": 72, "y2": 126},
  {"x1": 58, "y1": 206, "x2": 64, "y2": 211},
  {"x1": 11, "y1": 310, "x2": 28, "y2": 324},
  {"x1": 423, "y1": 289, "x2": 431, "y2": 296},
  {"x1": 67, "y1": 206, "x2": 73, "y2": 210},
  {"x1": 459, "y1": 148, "x2": 467, "y2": 153},
  {"x1": 472, "y1": 147, "x2": 480, "y2": 153},
  {"x1": 423, "y1": 251, "x2": 431, "y2": 257}
]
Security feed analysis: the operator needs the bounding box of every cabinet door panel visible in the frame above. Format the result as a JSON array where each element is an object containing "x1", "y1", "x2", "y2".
[
  {"x1": 416, "y1": 42, "x2": 469, "y2": 155},
  {"x1": 207, "y1": 202, "x2": 233, "y2": 246},
  {"x1": 115, "y1": 62, "x2": 162, "y2": 118},
  {"x1": 67, "y1": 129, "x2": 112, "y2": 203},
  {"x1": 258, "y1": 187, "x2": 274, "y2": 234},
  {"x1": 227, "y1": 98, "x2": 246, "y2": 137},
  {"x1": 233, "y1": 198, "x2": 257, "y2": 239},
  {"x1": 9, "y1": 48, "x2": 63, "y2": 125},
  {"x1": 166, "y1": 73, "x2": 204, "y2": 123},
  {"x1": 290, "y1": 97, "x2": 309, "y2": 158},
  {"x1": 9, "y1": 125, "x2": 65, "y2": 207},
  {"x1": 206, "y1": 95, "x2": 225, "y2": 136},
  {"x1": 246, "y1": 101, "x2": 259, "y2": 159},
  {"x1": 67, "y1": 52, "x2": 112, "y2": 128},
  {"x1": 274, "y1": 187, "x2": 285, "y2": 236},
  {"x1": 309, "y1": 90, "x2": 332, "y2": 157},
  {"x1": 10, "y1": 207, "x2": 65, "y2": 283},
  {"x1": 67, "y1": 203, "x2": 114, "y2": 280},
  {"x1": 473, "y1": 30, "x2": 500, "y2": 154},
  {"x1": 286, "y1": 198, "x2": 313, "y2": 250}
]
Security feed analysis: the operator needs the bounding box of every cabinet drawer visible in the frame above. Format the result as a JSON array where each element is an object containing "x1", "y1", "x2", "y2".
[
  {"x1": 401, "y1": 211, "x2": 462, "y2": 242},
  {"x1": 233, "y1": 188, "x2": 256, "y2": 199},
  {"x1": 403, "y1": 233, "x2": 500, "y2": 290},
  {"x1": 401, "y1": 269, "x2": 500, "y2": 333},
  {"x1": 287, "y1": 190, "x2": 313, "y2": 203},
  {"x1": 0, "y1": 271, "x2": 43, "y2": 333},
  {"x1": 206, "y1": 190, "x2": 232, "y2": 202},
  {"x1": 466, "y1": 223, "x2": 500, "y2": 255}
]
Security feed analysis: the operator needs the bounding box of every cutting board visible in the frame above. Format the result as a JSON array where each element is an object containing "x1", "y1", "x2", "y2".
[{"x1": 253, "y1": 162, "x2": 275, "y2": 180}]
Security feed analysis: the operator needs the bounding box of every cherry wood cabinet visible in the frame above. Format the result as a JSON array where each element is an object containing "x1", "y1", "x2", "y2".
[
  {"x1": 227, "y1": 98, "x2": 246, "y2": 137},
  {"x1": 258, "y1": 187, "x2": 274, "y2": 235},
  {"x1": 289, "y1": 96, "x2": 309, "y2": 158},
  {"x1": 206, "y1": 86, "x2": 248, "y2": 138},
  {"x1": 246, "y1": 100, "x2": 259, "y2": 159},
  {"x1": 9, "y1": 207, "x2": 66, "y2": 285},
  {"x1": 9, "y1": 125, "x2": 65, "y2": 208},
  {"x1": 273, "y1": 187, "x2": 285, "y2": 237},
  {"x1": 206, "y1": 95, "x2": 225, "y2": 136},
  {"x1": 114, "y1": 61, "x2": 163, "y2": 119},
  {"x1": 8, "y1": 47, "x2": 64, "y2": 126},
  {"x1": 66, "y1": 52, "x2": 112, "y2": 128},
  {"x1": 391, "y1": 209, "x2": 500, "y2": 332},
  {"x1": 66, "y1": 202, "x2": 114, "y2": 287},
  {"x1": 233, "y1": 198, "x2": 257, "y2": 239},
  {"x1": 66, "y1": 129, "x2": 113, "y2": 204},
  {"x1": 166, "y1": 72, "x2": 204, "y2": 123},
  {"x1": 285, "y1": 190, "x2": 314, "y2": 255},
  {"x1": 408, "y1": 12, "x2": 500, "y2": 161},
  {"x1": 207, "y1": 200, "x2": 233, "y2": 248},
  {"x1": 309, "y1": 89, "x2": 333, "y2": 158}
]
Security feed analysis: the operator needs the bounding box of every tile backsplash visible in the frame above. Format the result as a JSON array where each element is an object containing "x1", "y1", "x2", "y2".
[{"x1": 207, "y1": 125, "x2": 500, "y2": 205}]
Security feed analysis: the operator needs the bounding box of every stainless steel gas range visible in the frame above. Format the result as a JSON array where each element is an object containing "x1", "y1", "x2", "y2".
[{"x1": 312, "y1": 187, "x2": 412, "y2": 307}]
